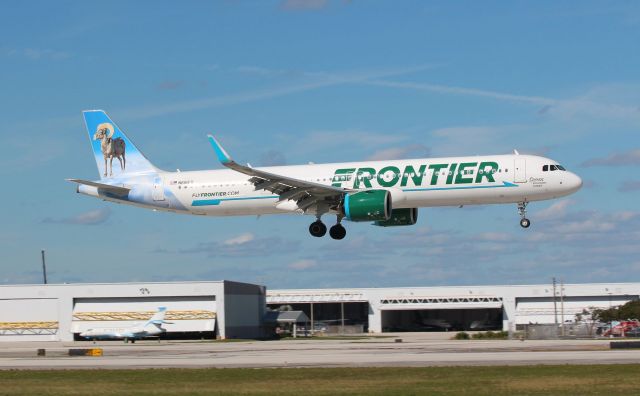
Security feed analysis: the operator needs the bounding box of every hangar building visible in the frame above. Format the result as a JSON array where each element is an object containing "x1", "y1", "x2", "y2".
[
  {"x1": 0, "y1": 281, "x2": 265, "y2": 341},
  {"x1": 1, "y1": 281, "x2": 638, "y2": 341},
  {"x1": 267, "y1": 283, "x2": 640, "y2": 333}
]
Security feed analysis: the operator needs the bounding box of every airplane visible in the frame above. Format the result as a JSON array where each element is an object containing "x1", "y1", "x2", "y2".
[
  {"x1": 68, "y1": 110, "x2": 582, "y2": 239},
  {"x1": 79, "y1": 307, "x2": 171, "y2": 343}
]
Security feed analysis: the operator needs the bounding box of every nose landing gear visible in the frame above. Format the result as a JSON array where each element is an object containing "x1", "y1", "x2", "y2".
[{"x1": 518, "y1": 202, "x2": 531, "y2": 228}]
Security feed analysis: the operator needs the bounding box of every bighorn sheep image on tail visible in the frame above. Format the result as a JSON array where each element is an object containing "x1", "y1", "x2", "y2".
[{"x1": 93, "y1": 123, "x2": 126, "y2": 177}]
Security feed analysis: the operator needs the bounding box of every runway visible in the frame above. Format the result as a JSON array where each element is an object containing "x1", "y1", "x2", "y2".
[{"x1": 1, "y1": 334, "x2": 638, "y2": 369}]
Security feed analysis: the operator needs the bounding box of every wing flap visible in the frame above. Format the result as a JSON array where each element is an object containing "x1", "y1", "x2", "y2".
[
  {"x1": 207, "y1": 135, "x2": 349, "y2": 213},
  {"x1": 207, "y1": 135, "x2": 344, "y2": 193}
]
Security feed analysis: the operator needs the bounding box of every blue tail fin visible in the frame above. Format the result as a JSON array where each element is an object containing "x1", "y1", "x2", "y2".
[
  {"x1": 144, "y1": 307, "x2": 168, "y2": 327},
  {"x1": 83, "y1": 110, "x2": 159, "y2": 179}
]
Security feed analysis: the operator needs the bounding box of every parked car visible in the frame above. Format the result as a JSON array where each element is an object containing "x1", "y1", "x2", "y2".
[{"x1": 624, "y1": 327, "x2": 640, "y2": 337}]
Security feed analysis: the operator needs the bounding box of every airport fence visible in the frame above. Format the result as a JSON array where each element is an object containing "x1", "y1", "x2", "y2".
[
  {"x1": 325, "y1": 325, "x2": 365, "y2": 335},
  {"x1": 523, "y1": 324, "x2": 559, "y2": 339},
  {"x1": 523, "y1": 323, "x2": 596, "y2": 339}
]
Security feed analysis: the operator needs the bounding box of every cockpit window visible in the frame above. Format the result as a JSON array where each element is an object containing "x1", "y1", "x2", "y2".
[
  {"x1": 550, "y1": 165, "x2": 558, "y2": 171},
  {"x1": 557, "y1": 165, "x2": 566, "y2": 171},
  {"x1": 543, "y1": 165, "x2": 548, "y2": 172}
]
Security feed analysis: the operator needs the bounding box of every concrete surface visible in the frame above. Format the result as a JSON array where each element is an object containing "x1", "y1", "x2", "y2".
[{"x1": 0, "y1": 334, "x2": 637, "y2": 370}]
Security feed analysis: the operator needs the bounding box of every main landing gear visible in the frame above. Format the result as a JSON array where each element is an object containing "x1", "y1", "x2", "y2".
[
  {"x1": 518, "y1": 202, "x2": 531, "y2": 228},
  {"x1": 329, "y1": 223, "x2": 346, "y2": 240},
  {"x1": 309, "y1": 216, "x2": 346, "y2": 240},
  {"x1": 309, "y1": 220, "x2": 327, "y2": 237}
]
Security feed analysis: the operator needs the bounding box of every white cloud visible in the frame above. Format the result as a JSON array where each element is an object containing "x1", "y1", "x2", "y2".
[
  {"x1": 552, "y1": 218, "x2": 616, "y2": 234},
  {"x1": 42, "y1": 208, "x2": 111, "y2": 226},
  {"x1": 365, "y1": 80, "x2": 640, "y2": 122},
  {"x1": 431, "y1": 126, "x2": 509, "y2": 139},
  {"x1": 289, "y1": 259, "x2": 317, "y2": 270},
  {"x1": 611, "y1": 211, "x2": 640, "y2": 222},
  {"x1": 366, "y1": 144, "x2": 430, "y2": 161},
  {"x1": 618, "y1": 181, "x2": 640, "y2": 192},
  {"x1": 280, "y1": 0, "x2": 329, "y2": 11},
  {"x1": 367, "y1": 80, "x2": 554, "y2": 106},
  {"x1": 178, "y1": 235, "x2": 299, "y2": 257},
  {"x1": 428, "y1": 125, "x2": 521, "y2": 156},
  {"x1": 475, "y1": 232, "x2": 513, "y2": 242},
  {"x1": 119, "y1": 65, "x2": 432, "y2": 121},
  {"x1": 223, "y1": 233, "x2": 255, "y2": 246},
  {"x1": 7, "y1": 48, "x2": 71, "y2": 61},
  {"x1": 535, "y1": 199, "x2": 574, "y2": 221},
  {"x1": 582, "y1": 149, "x2": 640, "y2": 167}
]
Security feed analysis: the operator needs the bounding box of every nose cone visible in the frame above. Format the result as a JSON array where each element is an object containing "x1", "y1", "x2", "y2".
[{"x1": 567, "y1": 172, "x2": 583, "y2": 193}]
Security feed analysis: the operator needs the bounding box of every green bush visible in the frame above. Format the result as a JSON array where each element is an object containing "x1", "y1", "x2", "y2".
[
  {"x1": 454, "y1": 331, "x2": 470, "y2": 340},
  {"x1": 471, "y1": 331, "x2": 509, "y2": 339}
]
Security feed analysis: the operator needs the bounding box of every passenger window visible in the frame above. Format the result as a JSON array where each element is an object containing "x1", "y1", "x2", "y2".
[{"x1": 543, "y1": 165, "x2": 548, "y2": 172}]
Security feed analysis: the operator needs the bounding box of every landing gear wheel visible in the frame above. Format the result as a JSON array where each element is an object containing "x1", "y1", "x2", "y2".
[
  {"x1": 329, "y1": 224, "x2": 346, "y2": 240},
  {"x1": 517, "y1": 202, "x2": 530, "y2": 229},
  {"x1": 309, "y1": 221, "x2": 327, "y2": 237}
]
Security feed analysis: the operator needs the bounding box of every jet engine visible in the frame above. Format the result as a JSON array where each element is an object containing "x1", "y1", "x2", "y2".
[
  {"x1": 374, "y1": 208, "x2": 418, "y2": 227},
  {"x1": 343, "y1": 190, "x2": 391, "y2": 221}
]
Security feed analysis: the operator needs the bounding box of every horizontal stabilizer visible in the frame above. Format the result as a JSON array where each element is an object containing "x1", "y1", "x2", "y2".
[{"x1": 66, "y1": 178, "x2": 130, "y2": 196}]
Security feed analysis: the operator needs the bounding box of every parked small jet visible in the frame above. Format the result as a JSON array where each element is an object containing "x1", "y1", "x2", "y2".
[
  {"x1": 69, "y1": 110, "x2": 582, "y2": 239},
  {"x1": 79, "y1": 307, "x2": 170, "y2": 343}
]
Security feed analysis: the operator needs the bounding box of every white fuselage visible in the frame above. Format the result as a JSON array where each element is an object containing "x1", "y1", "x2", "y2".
[
  {"x1": 80, "y1": 154, "x2": 580, "y2": 217},
  {"x1": 79, "y1": 324, "x2": 161, "y2": 340},
  {"x1": 73, "y1": 109, "x2": 584, "y2": 238}
]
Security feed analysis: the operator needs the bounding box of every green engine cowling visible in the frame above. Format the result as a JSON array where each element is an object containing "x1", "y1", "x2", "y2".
[
  {"x1": 343, "y1": 190, "x2": 391, "y2": 222},
  {"x1": 374, "y1": 208, "x2": 418, "y2": 227}
]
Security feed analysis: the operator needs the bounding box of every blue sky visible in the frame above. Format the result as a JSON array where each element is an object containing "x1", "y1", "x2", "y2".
[{"x1": 1, "y1": 0, "x2": 639, "y2": 288}]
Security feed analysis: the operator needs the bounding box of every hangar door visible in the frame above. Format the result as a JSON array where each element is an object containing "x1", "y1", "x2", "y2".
[
  {"x1": 71, "y1": 296, "x2": 216, "y2": 335},
  {"x1": 0, "y1": 298, "x2": 59, "y2": 338},
  {"x1": 515, "y1": 295, "x2": 638, "y2": 325},
  {"x1": 379, "y1": 296, "x2": 503, "y2": 332}
]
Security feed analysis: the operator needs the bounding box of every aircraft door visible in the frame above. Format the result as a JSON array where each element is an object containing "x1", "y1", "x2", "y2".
[
  {"x1": 152, "y1": 176, "x2": 165, "y2": 201},
  {"x1": 514, "y1": 158, "x2": 527, "y2": 183}
]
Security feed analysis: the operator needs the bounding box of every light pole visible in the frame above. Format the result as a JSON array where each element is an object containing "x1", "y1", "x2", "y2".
[
  {"x1": 608, "y1": 292, "x2": 613, "y2": 338},
  {"x1": 41, "y1": 250, "x2": 48, "y2": 284},
  {"x1": 552, "y1": 278, "x2": 558, "y2": 336},
  {"x1": 560, "y1": 280, "x2": 565, "y2": 337}
]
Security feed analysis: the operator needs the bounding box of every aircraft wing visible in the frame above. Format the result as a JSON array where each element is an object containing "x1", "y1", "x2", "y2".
[
  {"x1": 66, "y1": 178, "x2": 130, "y2": 196},
  {"x1": 207, "y1": 136, "x2": 350, "y2": 213}
]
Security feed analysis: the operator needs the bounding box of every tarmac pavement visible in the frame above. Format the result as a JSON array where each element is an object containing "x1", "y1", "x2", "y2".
[{"x1": 1, "y1": 334, "x2": 637, "y2": 369}]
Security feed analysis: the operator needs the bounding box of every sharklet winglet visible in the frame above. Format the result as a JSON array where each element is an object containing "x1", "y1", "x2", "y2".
[{"x1": 207, "y1": 135, "x2": 233, "y2": 164}]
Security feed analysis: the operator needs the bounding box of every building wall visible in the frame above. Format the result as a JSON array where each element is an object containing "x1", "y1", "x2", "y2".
[
  {"x1": 2, "y1": 281, "x2": 637, "y2": 341},
  {"x1": 268, "y1": 283, "x2": 640, "y2": 332},
  {"x1": 0, "y1": 281, "x2": 264, "y2": 342},
  {"x1": 222, "y1": 281, "x2": 267, "y2": 339}
]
